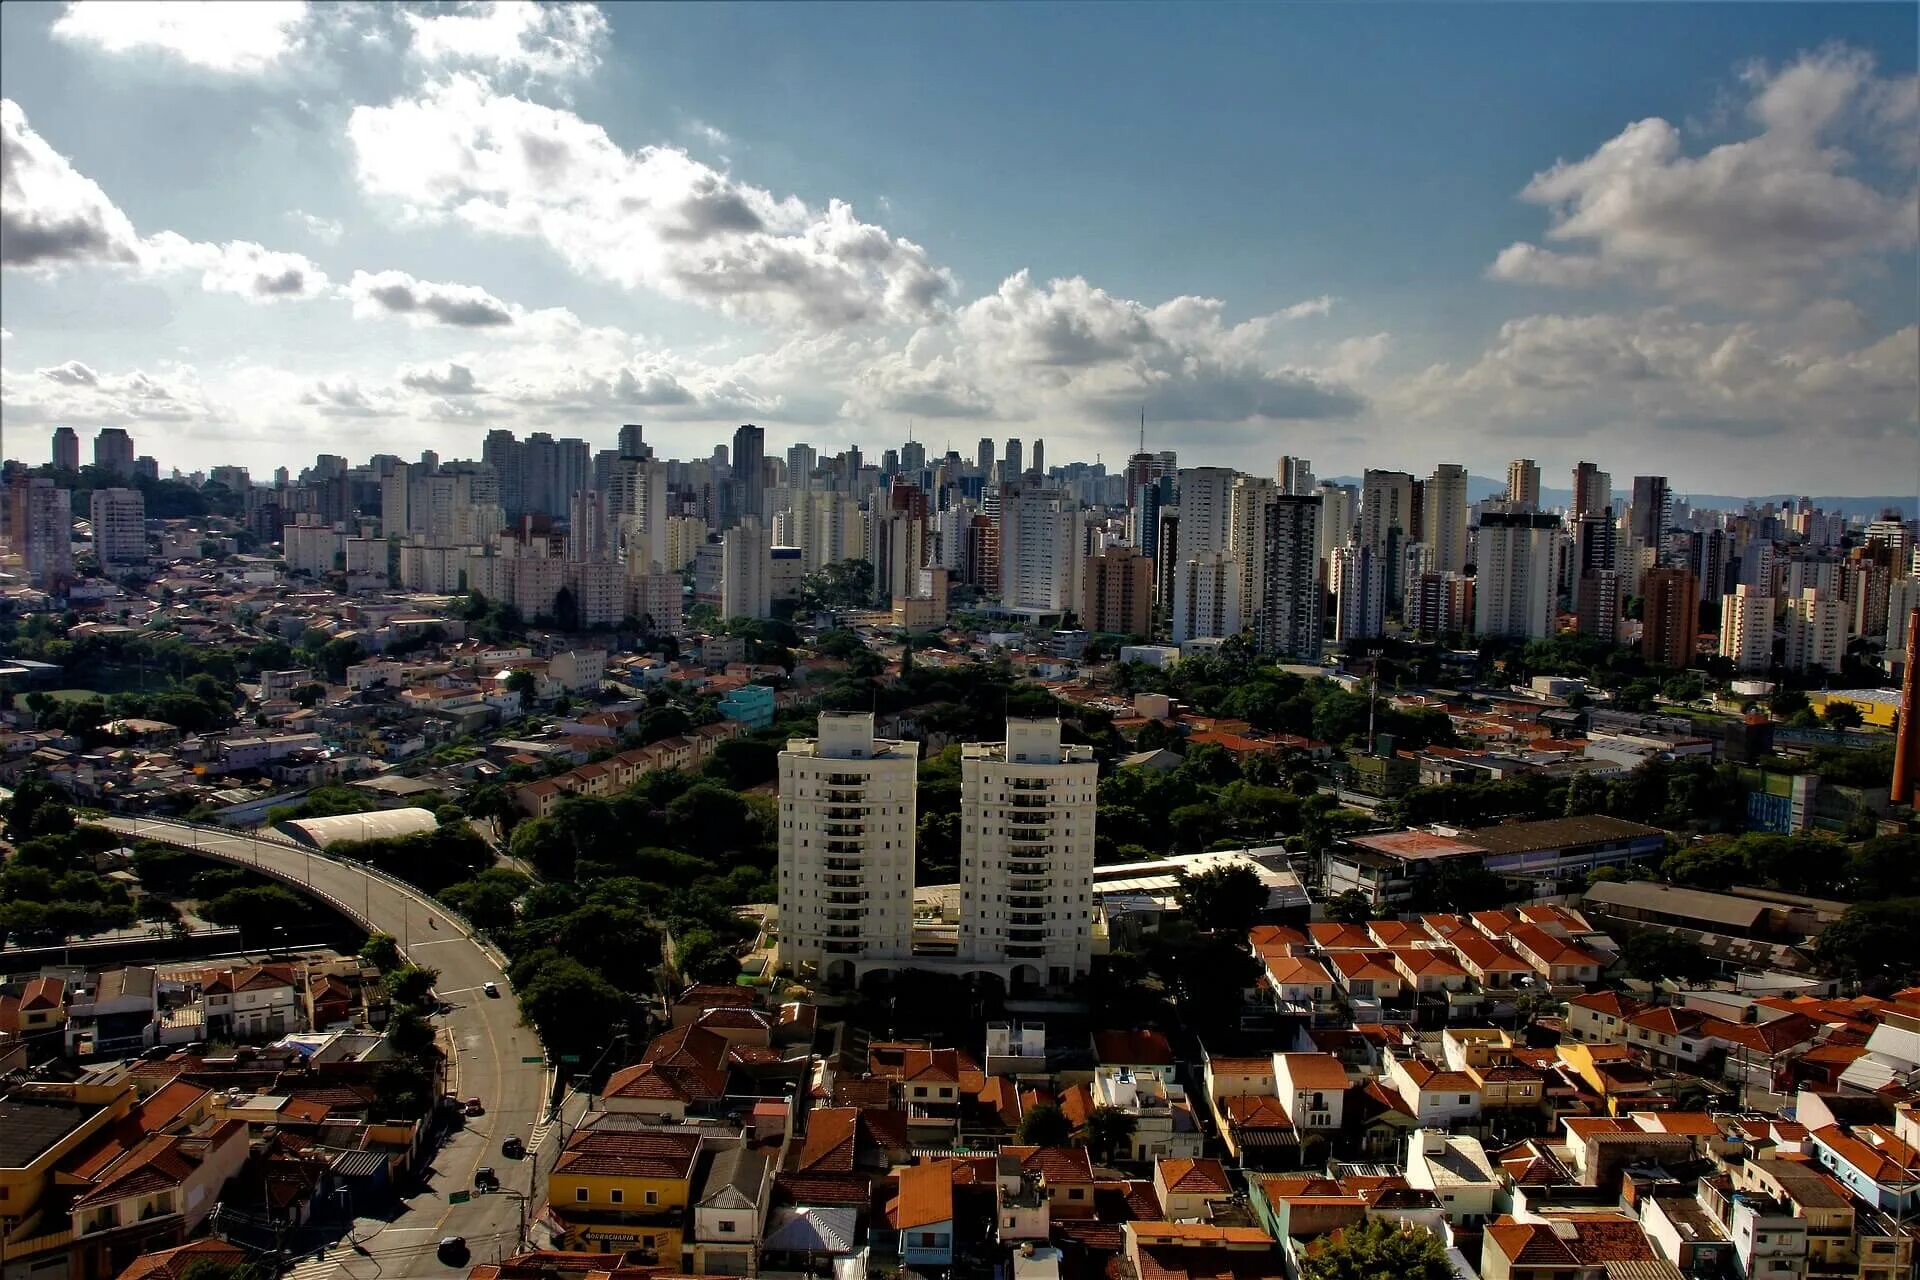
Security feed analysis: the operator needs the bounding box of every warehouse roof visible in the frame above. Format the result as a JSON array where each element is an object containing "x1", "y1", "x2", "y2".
[
  {"x1": 1462, "y1": 815, "x2": 1664, "y2": 855},
  {"x1": 1582, "y1": 880, "x2": 1768, "y2": 930},
  {"x1": 279, "y1": 807, "x2": 438, "y2": 849}
]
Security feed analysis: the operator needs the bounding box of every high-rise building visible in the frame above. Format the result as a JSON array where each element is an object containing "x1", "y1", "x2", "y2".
[
  {"x1": 89, "y1": 488, "x2": 147, "y2": 571},
  {"x1": 1315, "y1": 481, "x2": 1358, "y2": 583},
  {"x1": 8, "y1": 476, "x2": 74, "y2": 587},
  {"x1": 1718, "y1": 585, "x2": 1774, "y2": 673},
  {"x1": 976, "y1": 438, "x2": 995, "y2": 478},
  {"x1": 1170, "y1": 552, "x2": 1241, "y2": 644},
  {"x1": 617, "y1": 424, "x2": 649, "y2": 459},
  {"x1": 51, "y1": 427, "x2": 79, "y2": 472},
  {"x1": 1406, "y1": 571, "x2": 1476, "y2": 636},
  {"x1": 1642, "y1": 567, "x2": 1699, "y2": 669},
  {"x1": 1573, "y1": 507, "x2": 1618, "y2": 617},
  {"x1": 1030, "y1": 439, "x2": 1044, "y2": 477},
  {"x1": 1426, "y1": 464, "x2": 1470, "y2": 573},
  {"x1": 1475, "y1": 510, "x2": 1564, "y2": 640},
  {"x1": 1628, "y1": 476, "x2": 1671, "y2": 552},
  {"x1": 381, "y1": 462, "x2": 411, "y2": 536},
  {"x1": 1228, "y1": 477, "x2": 1277, "y2": 629},
  {"x1": 1003, "y1": 438, "x2": 1023, "y2": 482},
  {"x1": 999, "y1": 488, "x2": 1084, "y2": 614},
  {"x1": 1784, "y1": 588, "x2": 1844, "y2": 674},
  {"x1": 1124, "y1": 452, "x2": 1157, "y2": 507},
  {"x1": 1576, "y1": 569, "x2": 1622, "y2": 643},
  {"x1": 1570, "y1": 461, "x2": 1611, "y2": 524},
  {"x1": 1360, "y1": 470, "x2": 1412, "y2": 599},
  {"x1": 1277, "y1": 456, "x2": 1315, "y2": 496},
  {"x1": 720, "y1": 518, "x2": 772, "y2": 620},
  {"x1": 93, "y1": 428, "x2": 135, "y2": 478},
  {"x1": 1175, "y1": 466, "x2": 1236, "y2": 558},
  {"x1": 776, "y1": 712, "x2": 918, "y2": 983},
  {"x1": 731, "y1": 424, "x2": 766, "y2": 525},
  {"x1": 1080, "y1": 544, "x2": 1154, "y2": 635},
  {"x1": 1506, "y1": 459, "x2": 1541, "y2": 511},
  {"x1": 1891, "y1": 607, "x2": 1919, "y2": 805},
  {"x1": 959, "y1": 718, "x2": 1097, "y2": 987},
  {"x1": 1256, "y1": 495, "x2": 1322, "y2": 660},
  {"x1": 1692, "y1": 527, "x2": 1732, "y2": 604},
  {"x1": 1130, "y1": 479, "x2": 1166, "y2": 561},
  {"x1": 1330, "y1": 542, "x2": 1384, "y2": 645},
  {"x1": 866, "y1": 504, "x2": 928, "y2": 608}
]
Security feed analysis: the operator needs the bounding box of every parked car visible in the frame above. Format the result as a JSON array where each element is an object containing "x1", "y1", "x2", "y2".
[
  {"x1": 464, "y1": 1097, "x2": 484, "y2": 1116},
  {"x1": 502, "y1": 1136, "x2": 525, "y2": 1159},
  {"x1": 437, "y1": 1238, "x2": 468, "y2": 1264},
  {"x1": 475, "y1": 1167, "x2": 499, "y2": 1190},
  {"x1": 483, "y1": 982, "x2": 499, "y2": 997}
]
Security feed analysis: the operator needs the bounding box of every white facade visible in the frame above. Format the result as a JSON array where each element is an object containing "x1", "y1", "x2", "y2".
[
  {"x1": 1174, "y1": 467, "x2": 1237, "y2": 558},
  {"x1": 89, "y1": 487, "x2": 147, "y2": 570},
  {"x1": 999, "y1": 488, "x2": 1084, "y2": 614},
  {"x1": 1330, "y1": 542, "x2": 1384, "y2": 644},
  {"x1": 777, "y1": 713, "x2": 919, "y2": 983},
  {"x1": 1784, "y1": 588, "x2": 1845, "y2": 674},
  {"x1": 1506, "y1": 459, "x2": 1541, "y2": 511},
  {"x1": 283, "y1": 520, "x2": 344, "y2": 576},
  {"x1": 1228, "y1": 476, "x2": 1276, "y2": 631},
  {"x1": 1720, "y1": 585, "x2": 1775, "y2": 673},
  {"x1": 631, "y1": 571, "x2": 684, "y2": 636},
  {"x1": 665, "y1": 515, "x2": 709, "y2": 573},
  {"x1": 1475, "y1": 511, "x2": 1564, "y2": 640},
  {"x1": 1427, "y1": 464, "x2": 1470, "y2": 573},
  {"x1": 1170, "y1": 553, "x2": 1242, "y2": 644},
  {"x1": 721, "y1": 519, "x2": 772, "y2": 620},
  {"x1": 960, "y1": 719, "x2": 1098, "y2": 987},
  {"x1": 1360, "y1": 469, "x2": 1413, "y2": 559}
]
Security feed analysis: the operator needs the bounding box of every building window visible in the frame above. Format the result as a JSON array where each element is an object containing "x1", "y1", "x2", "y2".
[
  {"x1": 575, "y1": 1188, "x2": 588, "y2": 1202},
  {"x1": 645, "y1": 1190, "x2": 659, "y2": 1205},
  {"x1": 611, "y1": 1189, "x2": 624, "y2": 1204},
  {"x1": 720, "y1": 1221, "x2": 736, "y2": 1233}
]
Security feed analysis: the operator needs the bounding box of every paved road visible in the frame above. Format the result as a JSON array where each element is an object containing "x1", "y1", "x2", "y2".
[{"x1": 99, "y1": 818, "x2": 552, "y2": 1276}]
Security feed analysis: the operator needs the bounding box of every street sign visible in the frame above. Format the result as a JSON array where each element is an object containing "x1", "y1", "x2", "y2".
[
  {"x1": 521, "y1": 1056, "x2": 544, "y2": 1064},
  {"x1": 560, "y1": 1054, "x2": 581, "y2": 1064},
  {"x1": 449, "y1": 1191, "x2": 470, "y2": 1205}
]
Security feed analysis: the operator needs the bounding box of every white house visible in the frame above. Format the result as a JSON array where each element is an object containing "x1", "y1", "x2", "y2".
[
  {"x1": 1271, "y1": 1053, "x2": 1348, "y2": 1131},
  {"x1": 1386, "y1": 1056, "x2": 1483, "y2": 1127}
]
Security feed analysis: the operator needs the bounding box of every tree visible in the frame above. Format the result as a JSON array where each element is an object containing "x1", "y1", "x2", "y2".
[
  {"x1": 360, "y1": 933, "x2": 401, "y2": 970},
  {"x1": 1622, "y1": 931, "x2": 1716, "y2": 986},
  {"x1": 1300, "y1": 1218, "x2": 1453, "y2": 1280},
  {"x1": 1325, "y1": 891, "x2": 1376, "y2": 925},
  {"x1": 516, "y1": 955, "x2": 628, "y2": 1058},
  {"x1": 1822, "y1": 700, "x2": 1863, "y2": 729},
  {"x1": 675, "y1": 927, "x2": 742, "y2": 984},
  {"x1": 505, "y1": 669, "x2": 539, "y2": 704},
  {"x1": 1083, "y1": 1105, "x2": 1139, "y2": 1164},
  {"x1": 385, "y1": 963, "x2": 440, "y2": 1006},
  {"x1": 1018, "y1": 1102, "x2": 1072, "y2": 1147},
  {"x1": 289, "y1": 682, "x2": 326, "y2": 708},
  {"x1": 200, "y1": 886, "x2": 308, "y2": 939},
  {"x1": 318, "y1": 637, "x2": 363, "y2": 681},
  {"x1": 1769, "y1": 687, "x2": 1810, "y2": 718},
  {"x1": 1174, "y1": 864, "x2": 1265, "y2": 937},
  {"x1": 1815, "y1": 899, "x2": 1920, "y2": 986}
]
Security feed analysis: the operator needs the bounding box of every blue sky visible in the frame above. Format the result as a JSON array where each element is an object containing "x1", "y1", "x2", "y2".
[{"x1": 2, "y1": 1, "x2": 1915, "y2": 494}]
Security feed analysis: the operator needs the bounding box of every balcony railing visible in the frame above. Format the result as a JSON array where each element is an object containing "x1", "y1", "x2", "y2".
[
  {"x1": 826, "y1": 807, "x2": 866, "y2": 820},
  {"x1": 1010, "y1": 877, "x2": 1051, "y2": 892},
  {"x1": 1006, "y1": 945, "x2": 1046, "y2": 959},
  {"x1": 824, "y1": 941, "x2": 861, "y2": 954},
  {"x1": 826, "y1": 891, "x2": 868, "y2": 905},
  {"x1": 825, "y1": 840, "x2": 864, "y2": 854},
  {"x1": 824, "y1": 874, "x2": 862, "y2": 889},
  {"x1": 825, "y1": 823, "x2": 866, "y2": 837},
  {"x1": 1008, "y1": 828, "x2": 1049, "y2": 842},
  {"x1": 1008, "y1": 928, "x2": 1045, "y2": 943},
  {"x1": 1009, "y1": 911, "x2": 1045, "y2": 926},
  {"x1": 824, "y1": 906, "x2": 865, "y2": 921},
  {"x1": 825, "y1": 858, "x2": 864, "y2": 872},
  {"x1": 1009, "y1": 778, "x2": 1048, "y2": 791},
  {"x1": 826, "y1": 774, "x2": 866, "y2": 787},
  {"x1": 1010, "y1": 795, "x2": 1048, "y2": 809},
  {"x1": 825, "y1": 925, "x2": 861, "y2": 939}
]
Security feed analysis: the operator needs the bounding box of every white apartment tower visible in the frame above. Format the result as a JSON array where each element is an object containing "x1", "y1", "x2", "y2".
[
  {"x1": 1784, "y1": 588, "x2": 1844, "y2": 674},
  {"x1": 1360, "y1": 470, "x2": 1413, "y2": 561},
  {"x1": 1720, "y1": 584, "x2": 1774, "y2": 672},
  {"x1": 1475, "y1": 510, "x2": 1565, "y2": 640},
  {"x1": 1175, "y1": 466, "x2": 1238, "y2": 557},
  {"x1": 998, "y1": 487, "x2": 1084, "y2": 613},
  {"x1": 89, "y1": 487, "x2": 147, "y2": 571},
  {"x1": 1426, "y1": 464, "x2": 1470, "y2": 573},
  {"x1": 777, "y1": 713, "x2": 918, "y2": 985},
  {"x1": 1228, "y1": 476, "x2": 1277, "y2": 631},
  {"x1": 960, "y1": 719, "x2": 1098, "y2": 988},
  {"x1": 720, "y1": 519, "x2": 772, "y2": 620},
  {"x1": 1330, "y1": 542, "x2": 1384, "y2": 645},
  {"x1": 1171, "y1": 552, "x2": 1243, "y2": 644}
]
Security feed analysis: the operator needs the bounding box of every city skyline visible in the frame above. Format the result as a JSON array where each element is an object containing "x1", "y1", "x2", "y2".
[{"x1": 2, "y1": 2, "x2": 1916, "y2": 492}]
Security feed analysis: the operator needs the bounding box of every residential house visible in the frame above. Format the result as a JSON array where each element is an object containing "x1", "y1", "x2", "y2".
[
  {"x1": 1092, "y1": 1066, "x2": 1203, "y2": 1162},
  {"x1": 1384, "y1": 1056, "x2": 1482, "y2": 1128},
  {"x1": 70, "y1": 1121, "x2": 250, "y2": 1280},
  {"x1": 1808, "y1": 1125, "x2": 1920, "y2": 1215},
  {"x1": 66, "y1": 968, "x2": 159, "y2": 1058},
  {"x1": 1402, "y1": 1129, "x2": 1502, "y2": 1229},
  {"x1": 200, "y1": 964, "x2": 303, "y2": 1041},
  {"x1": 1154, "y1": 1158, "x2": 1233, "y2": 1222},
  {"x1": 1565, "y1": 991, "x2": 1642, "y2": 1044},
  {"x1": 886, "y1": 1161, "x2": 956, "y2": 1267},
  {"x1": 1507, "y1": 924, "x2": 1603, "y2": 987},
  {"x1": 544, "y1": 1121, "x2": 704, "y2": 1257},
  {"x1": 689, "y1": 1142, "x2": 773, "y2": 1278}
]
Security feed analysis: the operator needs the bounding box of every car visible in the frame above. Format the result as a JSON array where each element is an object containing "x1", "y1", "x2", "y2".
[
  {"x1": 436, "y1": 1237, "x2": 468, "y2": 1264},
  {"x1": 464, "y1": 1097, "x2": 484, "y2": 1116},
  {"x1": 501, "y1": 1136, "x2": 525, "y2": 1159},
  {"x1": 475, "y1": 1167, "x2": 499, "y2": 1189},
  {"x1": 482, "y1": 982, "x2": 499, "y2": 998}
]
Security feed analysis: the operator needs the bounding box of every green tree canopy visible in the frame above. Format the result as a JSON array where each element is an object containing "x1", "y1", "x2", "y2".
[{"x1": 1300, "y1": 1218, "x2": 1453, "y2": 1280}]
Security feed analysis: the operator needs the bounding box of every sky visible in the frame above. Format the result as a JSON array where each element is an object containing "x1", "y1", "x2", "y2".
[{"x1": 1, "y1": 1, "x2": 1915, "y2": 495}]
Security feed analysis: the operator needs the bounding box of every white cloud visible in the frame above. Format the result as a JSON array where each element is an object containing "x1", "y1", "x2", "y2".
[
  {"x1": 300, "y1": 377, "x2": 393, "y2": 417},
  {"x1": 1, "y1": 98, "x2": 142, "y2": 270},
  {"x1": 38, "y1": 359, "x2": 99, "y2": 386},
  {"x1": 399, "y1": 362, "x2": 482, "y2": 395},
  {"x1": 289, "y1": 210, "x2": 344, "y2": 243},
  {"x1": 403, "y1": 1, "x2": 609, "y2": 82},
  {"x1": 3, "y1": 358, "x2": 217, "y2": 427},
  {"x1": 687, "y1": 120, "x2": 731, "y2": 148},
  {"x1": 1492, "y1": 47, "x2": 1917, "y2": 307},
  {"x1": 141, "y1": 232, "x2": 331, "y2": 301},
  {"x1": 346, "y1": 269, "x2": 516, "y2": 327},
  {"x1": 345, "y1": 75, "x2": 955, "y2": 328},
  {"x1": 1277, "y1": 295, "x2": 1337, "y2": 320},
  {"x1": 50, "y1": 1, "x2": 312, "y2": 75}
]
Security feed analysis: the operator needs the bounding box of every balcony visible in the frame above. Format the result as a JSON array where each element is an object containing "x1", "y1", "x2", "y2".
[
  {"x1": 1009, "y1": 911, "x2": 1046, "y2": 926},
  {"x1": 824, "y1": 941, "x2": 861, "y2": 954},
  {"x1": 1009, "y1": 778, "x2": 1048, "y2": 791},
  {"x1": 824, "y1": 906, "x2": 865, "y2": 921},
  {"x1": 826, "y1": 891, "x2": 868, "y2": 905},
  {"x1": 1006, "y1": 945, "x2": 1046, "y2": 959},
  {"x1": 827, "y1": 774, "x2": 866, "y2": 787},
  {"x1": 825, "y1": 925, "x2": 862, "y2": 939},
  {"x1": 824, "y1": 873, "x2": 863, "y2": 889},
  {"x1": 1008, "y1": 856, "x2": 1051, "y2": 873},
  {"x1": 826, "y1": 806, "x2": 865, "y2": 820},
  {"x1": 825, "y1": 857, "x2": 864, "y2": 872},
  {"x1": 1009, "y1": 928, "x2": 1045, "y2": 944},
  {"x1": 1010, "y1": 877, "x2": 1051, "y2": 893},
  {"x1": 1009, "y1": 895, "x2": 1046, "y2": 910},
  {"x1": 825, "y1": 789, "x2": 864, "y2": 804},
  {"x1": 1008, "y1": 827, "x2": 1049, "y2": 842},
  {"x1": 825, "y1": 840, "x2": 864, "y2": 854},
  {"x1": 825, "y1": 823, "x2": 866, "y2": 837},
  {"x1": 1010, "y1": 795, "x2": 1049, "y2": 809}
]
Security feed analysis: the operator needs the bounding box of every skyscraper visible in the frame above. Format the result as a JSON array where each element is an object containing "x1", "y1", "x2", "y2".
[
  {"x1": 8, "y1": 476, "x2": 73, "y2": 587},
  {"x1": 1426, "y1": 463, "x2": 1470, "y2": 573},
  {"x1": 89, "y1": 488, "x2": 147, "y2": 572},
  {"x1": 1330, "y1": 542, "x2": 1384, "y2": 645},
  {"x1": 1277, "y1": 456, "x2": 1315, "y2": 496},
  {"x1": 1475, "y1": 510, "x2": 1564, "y2": 640},
  {"x1": 959, "y1": 718, "x2": 1097, "y2": 987},
  {"x1": 1080, "y1": 544, "x2": 1154, "y2": 635},
  {"x1": 93, "y1": 428, "x2": 135, "y2": 478},
  {"x1": 617, "y1": 424, "x2": 648, "y2": 459},
  {"x1": 1170, "y1": 552, "x2": 1241, "y2": 644},
  {"x1": 1030, "y1": 439, "x2": 1044, "y2": 477},
  {"x1": 1784, "y1": 588, "x2": 1844, "y2": 674},
  {"x1": 977, "y1": 438, "x2": 995, "y2": 477},
  {"x1": 999, "y1": 488, "x2": 1084, "y2": 613},
  {"x1": 1719, "y1": 584, "x2": 1774, "y2": 673},
  {"x1": 1003, "y1": 438, "x2": 1023, "y2": 482},
  {"x1": 1506, "y1": 459, "x2": 1541, "y2": 511},
  {"x1": 732, "y1": 424, "x2": 766, "y2": 524},
  {"x1": 1256, "y1": 494, "x2": 1322, "y2": 660},
  {"x1": 1628, "y1": 475, "x2": 1671, "y2": 551},
  {"x1": 1228, "y1": 476, "x2": 1276, "y2": 630},
  {"x1": 1176, "y1": 466, "x2": 1236, "y2": 558},
  {"x1": 721, "y1": 518, "x2": 772, "y2": 620},
  {"x1": 776, "y1": 712, "x2": 918, "y2": 983},
  {"x1": 1641, "y1": 567, "x2": 1699, "y2": 669},
  {"x1": 51, "y1": 427, "x2": 79, "y2": 472}
]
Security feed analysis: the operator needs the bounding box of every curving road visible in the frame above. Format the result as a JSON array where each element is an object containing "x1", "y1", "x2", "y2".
[{"x1": 99, "y1": 818, "x2": 553, "y2": 1275}]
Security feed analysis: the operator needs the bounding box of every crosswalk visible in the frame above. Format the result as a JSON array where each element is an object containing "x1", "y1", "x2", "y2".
[
  {"x1": 282, "y1": 1251, "x2": 341, "y2": 1280},
  {"x1": 526, "y1": 1118, "x2": 557, "y2": 1157}
]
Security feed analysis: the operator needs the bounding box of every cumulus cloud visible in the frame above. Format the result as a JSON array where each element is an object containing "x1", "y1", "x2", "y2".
[
  {"x1": 3, "y1": 358, "x2": 214, "y2": 427},
  {"x1": 346, "y1": 269, "x2": 515, "y2": 327},
  {"x1": 1, "y1": 98, "x2": 142, "y2": 269},
  {"x1": 289, "y1": 210, "x2": 344, "y2": 243},
  {"x1": 403, "y1": 1, "x2": 609, "y2": 82},
  {"x1": 300, "y1": 378, "x2": 392, "y2": 417},
  {"x1": 1277, "y1": 295, "x2": 1337, "y2": 320},
  {"x1": 399, "y1": 362, "x2": 481, "y2": 395},
  {"x1": 1491, "y1": 47, "x2": 1917, "y2": 307},
  {"x1": 38, "y1": 360, "x2": 99, "y2": 386},
  {"x1": 141, "y1": 232, "x2": 330, "y2": 301},
  {"x1": 345, "y1": 75, "x2": 954, "y2": 328},
  {"x1": 50, "y1": 1, "x2": 312, "y2": 75}
]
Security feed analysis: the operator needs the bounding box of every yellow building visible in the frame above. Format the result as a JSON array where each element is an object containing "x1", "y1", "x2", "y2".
[
  {"x1": 0, "y1": 1080, "x2": 138, "y2": 1273},
  {"x1": 1808, "y1": 689, "x2": 1899, "y2": 729},
  {"x1": 545, "y1": 1123, "x2": 704, "y2": 1259}
]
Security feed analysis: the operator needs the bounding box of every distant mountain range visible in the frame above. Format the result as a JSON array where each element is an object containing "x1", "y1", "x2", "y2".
[{"x1": 1322, "y1": 476, "x2": 1915, "y2": 521}]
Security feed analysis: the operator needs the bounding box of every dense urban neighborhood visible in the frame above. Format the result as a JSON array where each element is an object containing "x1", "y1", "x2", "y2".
[{"x1": 3, "y1": 422, "x2": 1919, "y2": 1280}]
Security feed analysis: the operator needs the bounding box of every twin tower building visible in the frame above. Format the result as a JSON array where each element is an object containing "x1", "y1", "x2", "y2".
[{"x1": 776, "y1": 713, "x2": 1097, "y2": 990}]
